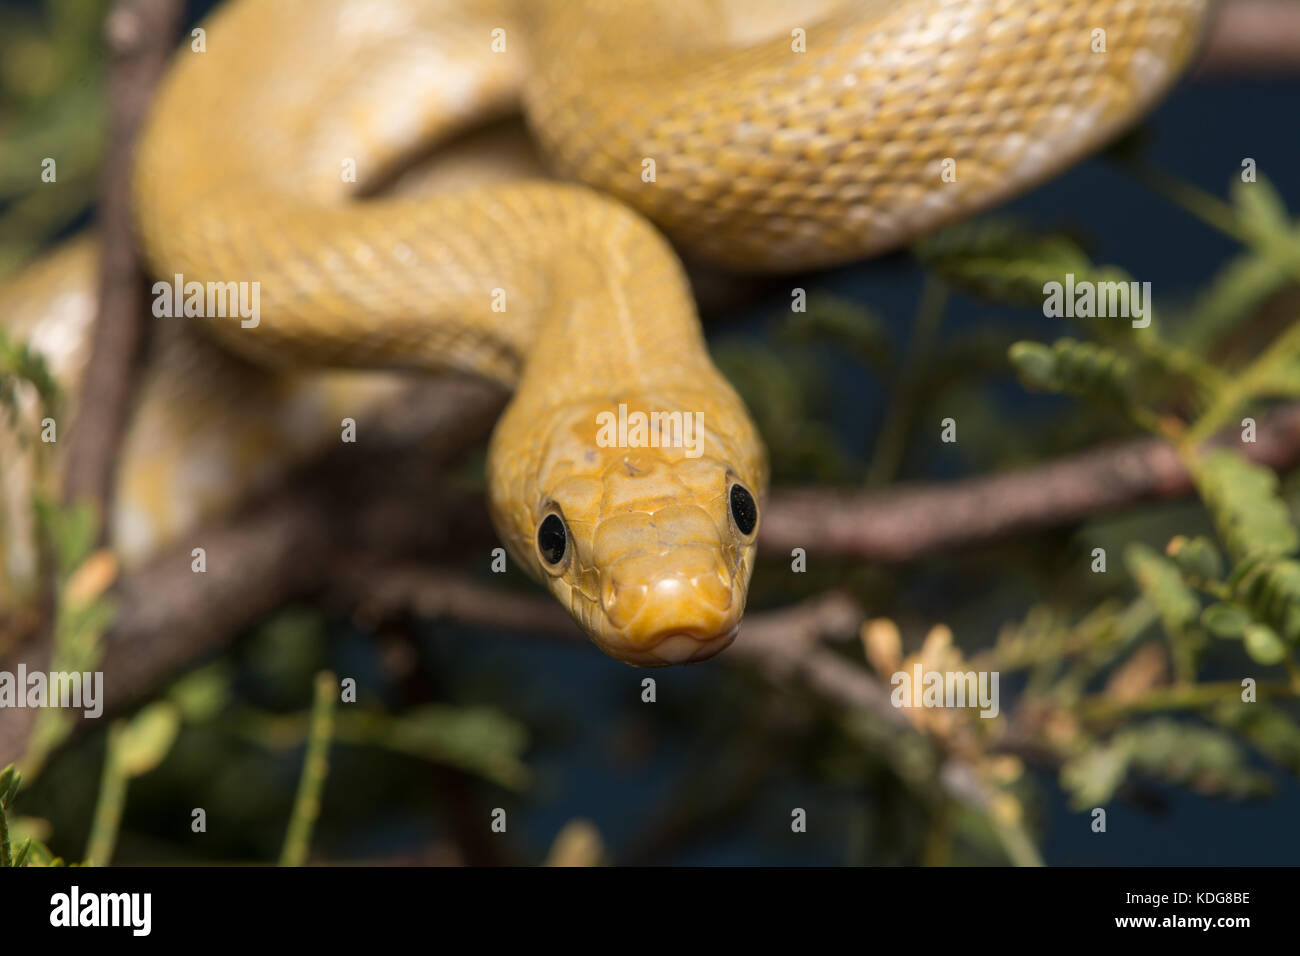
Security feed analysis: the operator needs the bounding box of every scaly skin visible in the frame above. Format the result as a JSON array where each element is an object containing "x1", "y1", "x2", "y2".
[{"x1": 2, "y1": 0, "x2": 1210, "y2": 664}]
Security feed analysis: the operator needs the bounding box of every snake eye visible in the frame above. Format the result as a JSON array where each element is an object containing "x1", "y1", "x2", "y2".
[
  {"x1": 537, "y1": 512, "x2": 568, "y2": 567},
  {"x1": 729, "y1": 482, "x2": 758, "y2": 537}
]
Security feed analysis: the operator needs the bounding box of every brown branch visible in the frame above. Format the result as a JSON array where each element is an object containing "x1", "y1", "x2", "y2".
[
  {"x1": 3, "y1": 392, "x2": 1296, "y2": 767},
  {"x1": 306, "y1": 572, "x2": 1000, "y2": 815},
  {"x1": 349, "y1": 567, "x2": 574, "y2": 640},
  {"x1": 1197, "y1": 0, "x2": 1300, "y2": 76},
  {"x1": 5, "y1": 0, "x2": 1297, "y2": 777},
  {"x1": 0, "y1": 374, "x2": 504, "y2": 767},
  {"x1": 0, "y1": 0, "x2": 183, "y2": 776},
  {"x1": 3, "y1": 395, "x2": 1297, "y2": 768},
  {"x1": 759, "y1": 402, "x2": 1300, "y2": 563},
  {"x1": 97, "y1": 376, "x2": 505, "y2": 721},
  {"x1": 62, "y1": 0, "x2": 182, "y2": 530},
  {"x1": 342, "y1": 570, "x2": 907, "y2": 736}
]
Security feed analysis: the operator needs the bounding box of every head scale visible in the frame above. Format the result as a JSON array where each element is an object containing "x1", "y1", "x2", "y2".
[{"x1": 487, "y1": 387, "x2": 766, "y2": 666}]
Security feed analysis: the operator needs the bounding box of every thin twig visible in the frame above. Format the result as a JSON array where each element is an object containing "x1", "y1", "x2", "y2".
[
  {"x1": 0, "y1": 766, "x2": 14, "y2": 868},
  {"x1": 760, "y1": 402, "x2": 1300, "y2": 562},
  {"x1": 865, "y1": 275, "x2": 948, "y2": 486},
  {"x1": 61, "y1": 0, "x2": 182, "y2": 532},
  {"x1": 280, "y1": 670, "x2": 337, "y2": 867},
  {"x1": 84, "y1": 721, "x2": 128, "y2": 866},
  {"x1": 3, "y1": 398, "x2": 1300, "y2": 772}
]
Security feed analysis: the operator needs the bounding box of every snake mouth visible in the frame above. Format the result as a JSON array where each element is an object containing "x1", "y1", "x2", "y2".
[{"x1": 634, "y1": 622, "x2": 740, "y2": 666}]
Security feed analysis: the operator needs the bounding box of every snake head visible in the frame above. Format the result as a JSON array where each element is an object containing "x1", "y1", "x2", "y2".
[{"x1": 487, "y1": 388, "x2": 767, "y2": 667}]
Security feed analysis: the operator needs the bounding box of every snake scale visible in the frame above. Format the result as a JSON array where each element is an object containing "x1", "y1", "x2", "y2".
[{"x1": 0, "y1": 0, "x2": 1210, "y2": 665}]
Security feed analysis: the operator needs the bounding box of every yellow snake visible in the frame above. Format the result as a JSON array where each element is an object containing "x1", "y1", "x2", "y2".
[{"x1": 1, "y1": 0, "x2": 1210, "y2": 665}]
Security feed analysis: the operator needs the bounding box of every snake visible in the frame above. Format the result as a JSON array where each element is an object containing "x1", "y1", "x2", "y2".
[{"x1": 0, "y1": 0, "x2": 1211, "y2": 666}]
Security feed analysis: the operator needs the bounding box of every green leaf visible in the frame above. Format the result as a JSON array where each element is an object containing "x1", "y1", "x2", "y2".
[
  {"x1": 1007, "y1": 341, "x2": 1055, "y2": 387},
  {"x1": 1125, "y1": 540, "x2": 1212, "y2": 681},
  {"x1": 11, "y1": 838, "x2": 32, "y2": 868},
  {"x1": 116, "y1": 702, "x2": 180, "y2": 777},
  {"x1": 337, "y1": 705, "x2": 531, "y2": 791},
  {"x1": 916, "y1": 220, "x2": 1159, "y2": 343},
  {"x1": 1118, "y1": 720, "x2": 1272, "y2": 798},
  {"x1": 1232, "y1": 556, "x2": 1300, "y2": 643},
  {"x1": 1231, "y1": 175, "x2": 1292, "y2": 244},
  {"x1": 1125, "y1": 543, "x2": 1201, "y2": 649},
  {"x1": 1010, "y1": 338, "x2": 1133, "y2": 400},
  {"x1": 1201, "y1": 602, "x2": 1252, "y2": 638},
  {"x1": 0, "y1": 764, "x2": 20, "y2": 809},
  {"x1": 1166, "y1": 535, "x2": 1224, "y2": 583},
  {"x1": 1229, "y1": 174, "x2": 1300, "y2": 274},
  {"x1": 916, "y1": 220, "x2": 1096, "y2": 309},
  {"x1": 0, "y1": 326, "x2": 60, "y2": 422},
  {"x1": 1214, "y1": 703, "x2": 1300, "y2": 772},
  {"x1": 1193, "y1": 451, "x2": 1299, "y2": 561},
  {"x1": 1259, "y1": 358, "x2": 1300, "y2": 398},
  {"x1": 1175, "y1": 251, "x2": 1294, "y2": 353},
  {"x1": 1061, "y1": 744, "x2": 1130, "y2": 810},
  {"x1": 167, "y1": 663, "x2": 231, "y2": 723},
  {"x1": 1243, "y1": 624, "x2": 1287, "y2": 666},
  {"x1": 777, "y1": 294, "x2": 893, "y2": 372}
]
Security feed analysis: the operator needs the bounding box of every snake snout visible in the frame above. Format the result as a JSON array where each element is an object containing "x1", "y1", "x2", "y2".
[{"x1": 598, "y1": 546, "x2": 740, "y2": 665}]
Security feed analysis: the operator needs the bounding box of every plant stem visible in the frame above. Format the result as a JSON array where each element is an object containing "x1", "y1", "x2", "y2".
[
  {"x1": 1118, "y1": 158, "x2": 1300, "y2": 285},
  {"x1": 1116, "y1": 159, "x2": 1244, "y2": 239},
  {"x1": 866, "y1": 275, "x2": 948, "y2": 486},
  {"x1": 279, "y1": 671, "x2": 337, "y2": 867},
  {"x1": 1077, "y1": 679, "x2": 1296, "y2": 722},
  {"x1": 1186, "y1": 322, "x2": 1300, "y2": 445},
  {"x1": 85, "y1": 722, "x2": 128, "y2": 866},
  {"x1": 994, "y1": 815, "x2": 1045, "y2": 868},
  {"x1": 0, "y1": 802, "x2": 11, "y2": 868}
]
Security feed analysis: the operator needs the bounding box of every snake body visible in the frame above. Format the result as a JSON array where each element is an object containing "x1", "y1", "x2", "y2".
[{"x1": 3, "y1": 0, "x2": 1210, "y2": 664}]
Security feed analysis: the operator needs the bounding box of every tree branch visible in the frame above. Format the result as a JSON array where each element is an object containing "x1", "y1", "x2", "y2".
[
  {"x1": 759, "y1": 402, "x2": 1300, "y2": 562},
  {"x1": 1196, "y1": 0, "x2": 1300, "y2": 77},
  {"x1": 0, "y1": 0, "x2": 183, "y2": 776},
  {"x1": 5, "y1": 0, "x2": 1299, "y2": 778},
  {"x1": 61, "y1": 0, "x2": 182, "y2": 530},
  {"x1": 3, "y1": 383, "x2": 1296, "y2": 770}
]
